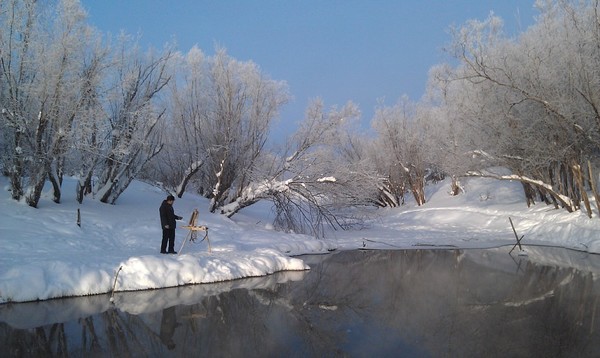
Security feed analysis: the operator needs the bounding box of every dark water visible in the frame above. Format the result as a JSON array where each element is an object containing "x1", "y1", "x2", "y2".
[{"x1": 2, "y1": 247, "x2": 600, "y2": 357}]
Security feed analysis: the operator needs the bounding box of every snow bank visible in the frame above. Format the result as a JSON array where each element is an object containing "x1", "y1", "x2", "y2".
[{"x1": 2, "y1": 174, "x2": 600, "y2": 303}]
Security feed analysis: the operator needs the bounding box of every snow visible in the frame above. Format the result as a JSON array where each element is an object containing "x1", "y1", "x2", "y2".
[
  {"x1": 2, "y1": 174, "x2": 600, "y2": 304},
  {"x1": 317, "y1": 176, "x2": 337, "y2": 183}
]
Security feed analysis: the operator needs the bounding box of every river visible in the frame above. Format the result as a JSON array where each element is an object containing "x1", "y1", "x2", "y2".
[{"x1": 1, "y1": 246, "x2": 600, "y2": 357}]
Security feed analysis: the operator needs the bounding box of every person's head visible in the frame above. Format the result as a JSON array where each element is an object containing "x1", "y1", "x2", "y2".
[{"x1": 166, "y1": 195, "x2": 175, "y2": 204}]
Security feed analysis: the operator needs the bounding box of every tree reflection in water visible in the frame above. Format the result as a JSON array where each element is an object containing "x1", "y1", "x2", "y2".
[{"x1": 1, "y1": 247, "x2": 600, "y2": 357}]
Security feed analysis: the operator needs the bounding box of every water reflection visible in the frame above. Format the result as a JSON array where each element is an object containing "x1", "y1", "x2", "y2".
[
  {"x1": 159, "y1": 306, "x2": 178, "y2": 350},
  {"x1": 1, "y1": 247, "x2": 600, "y2": 357}
]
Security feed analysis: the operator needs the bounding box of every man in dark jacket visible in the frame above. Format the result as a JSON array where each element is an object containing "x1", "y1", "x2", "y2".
[{"x1": 159, "y1": 195, "x2": 183, "y2": 254}]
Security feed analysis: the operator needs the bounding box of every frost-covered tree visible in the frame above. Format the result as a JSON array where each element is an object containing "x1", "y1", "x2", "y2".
[
  {"x1": 438, "y1": 1, "x2": 600, "y2": 215},
  {"x1": 94, "y1": 37, "x2": 175, "y2": 204},
  {"x1": 145, "y1": 47, "x2": 289, "y2": 202},
  {"x1": 146, "y1": 47, "x2": 210, "y2": 198},
  {"x1": 370, "y1": 96, "x2": 435, "y2": 207},
  {"x1": 0, "y1": 0, "x2": 39, "y2": 201},
  {"x1": 0, "y1": 0, "x2": 102, "y2": 207},
  {"x1": 202, "y1": 49, "x2": 289, "y2": 212},
  {"x1": 149, "y1": 56, "x2": 381, "y2": 237},
  {"x1": 71, "y1": 41, "x2": 108, "y2": 204},
  {"x1": 219, "y1": 99, "x2": 382, "y2": 237}
]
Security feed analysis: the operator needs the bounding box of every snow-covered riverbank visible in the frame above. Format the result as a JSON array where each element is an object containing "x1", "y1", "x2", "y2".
[{"x1": 2, "y1": 175, "x2": 599, "y2": 303}]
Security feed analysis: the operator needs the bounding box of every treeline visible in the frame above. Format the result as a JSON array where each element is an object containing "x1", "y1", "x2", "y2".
[
  {"x1": 1, "y1": 0, "x2": 600, "y2": 236},
  {"x1": 370, "y1": 0, "x2": 600, "y2": 218},
  {"x1": 436, "y1": 0, "x2": 600, "y2": 217}
]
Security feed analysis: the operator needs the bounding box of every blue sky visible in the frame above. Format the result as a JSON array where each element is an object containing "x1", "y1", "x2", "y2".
[{"x1": 80, "y1": 0, "x2": 537, "y2": 137}]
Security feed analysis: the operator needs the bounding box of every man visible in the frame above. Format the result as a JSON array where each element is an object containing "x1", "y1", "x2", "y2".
[{"x1": 159, "y1": 195, "x2": 183, "y2": 254}]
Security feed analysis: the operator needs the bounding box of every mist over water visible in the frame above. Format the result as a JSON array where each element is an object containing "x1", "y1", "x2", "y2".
[{"x1": 2, "y1": 247, "x2": 599, "y2": 357}]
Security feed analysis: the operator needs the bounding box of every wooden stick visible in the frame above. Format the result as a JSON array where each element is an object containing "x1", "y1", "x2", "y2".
[
  {"x1": 110, "y1": 266, "x2": 123, "y2": 303},
  {"x1": 205, "y1": 229, "x2": 211, "y2": 253},
  {"x1": 508, "y1": 217, "x2": 524, "y2": 254},
  {"x1": 178, "y1": 230, "x2": 192, "y2": 255},
  {"x1": 181, "y1": 225, "x2": 208, "y2": 231}
]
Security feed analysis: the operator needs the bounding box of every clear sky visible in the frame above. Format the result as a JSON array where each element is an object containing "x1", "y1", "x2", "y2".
[{"x1": 80, "y1": 0, "x2": 537, "y2": 136}]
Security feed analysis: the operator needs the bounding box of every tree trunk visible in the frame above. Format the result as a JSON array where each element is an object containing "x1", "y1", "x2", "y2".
[
  {"x1": 76, "y1": 168, "x2": 95, "y2": 204},
  {"x1": 209, "y1": 158, "x2": 227, "y2": 213},
  {"x1": 559, "y1": 162, "x2": 568, "y2": 196},
  {"x1": 220, "y1": 197, "x2": 260, "y2": 218},
  {"x1": 406, "y1": 170, "x2": 425, "y2": 206},
  {"x1": 573, "y1": 164, "x2": 592, "y2": 218},
  {"x1": 175, "y1": 159, "x2": 205, "y2": 198},
  {"x1": 588, "y1": 161, "x2": 600, "y2": 219},
  {"x1": 25, "y1": 164, "x2": 48, "y2": 208},
  {"x1": 450, "y1": 176, "x2": 462, "y2": 196},
  {"x1": 97, "y1": 140, "x2": 163, "y2": 204},
  {"x1": 8, "y1": 130, "x2": 25, "y2": 200},
  {"x1": 377, "y1": 183, "x2": 399, "y2": 207},
  {"x1": 567, "y1": 163, "x2": 579, "y2": 208},
  {"x1": 521, "y1": 182, "x2": 536, "y2": 207},
  {"x1": 48, "y1": 169, "x2": 62, "y2": 204}
]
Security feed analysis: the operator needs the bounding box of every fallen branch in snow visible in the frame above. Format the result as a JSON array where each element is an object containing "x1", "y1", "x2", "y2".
[{"x1": 466, "y1": 170, "x2": 574, "y2": 212}]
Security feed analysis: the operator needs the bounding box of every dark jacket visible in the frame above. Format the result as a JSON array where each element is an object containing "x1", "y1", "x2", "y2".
[{"x1": 159, "y1": 200, "x2": 177, "y2": 229}]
